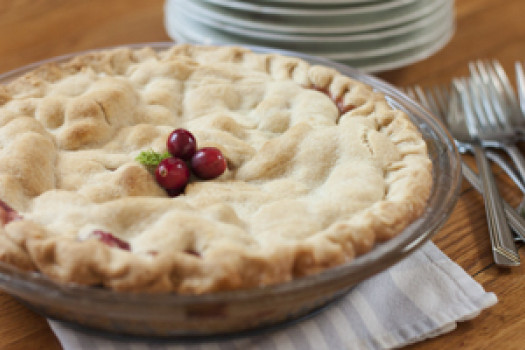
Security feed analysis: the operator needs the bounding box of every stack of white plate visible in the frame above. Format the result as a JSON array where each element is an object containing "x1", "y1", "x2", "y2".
[{"x1": 164, "y1": 0, "x2": 455, "y2": 73}]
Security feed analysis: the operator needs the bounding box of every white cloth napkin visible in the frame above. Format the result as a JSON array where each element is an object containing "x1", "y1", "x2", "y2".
[{"x1": 48, "y1": 242, "x2": 497, "y2": 350}]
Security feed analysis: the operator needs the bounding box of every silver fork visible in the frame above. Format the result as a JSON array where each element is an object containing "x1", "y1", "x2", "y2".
[
  {"x1": 450, "y1": 77, "x2": 520, "y2": 266},
  {"x1": 407, "y1": 86, "x2": 525, "y2": 193},
  {"x1": 515, "y1": 61, "x2": 525, "y2": 136},
  {"x1": 468, "y1": 60, "x2": 525, "y2": 181},
  {"x1": 406, "y1": 85, "x2": 525, "y2": 245}
]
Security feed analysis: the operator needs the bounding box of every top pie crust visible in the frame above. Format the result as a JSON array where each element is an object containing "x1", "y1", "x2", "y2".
[{"x1": 0, "y1": 45, "x2": 432, "y2": 293}]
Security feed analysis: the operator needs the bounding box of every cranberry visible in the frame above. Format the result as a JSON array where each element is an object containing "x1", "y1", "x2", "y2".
[
  {"x1": 191, "y1": 147, "x2": 227, "y2": 180},
  {"x1": 92, "y1": 230, "x2": 130, "y2": 250},
  {"x1": 167, "y1": 129, "x2": 197, "y2": 161},
  {"x1": 166, "y1": 187, "x2": 185, "y2": 197},
  {"x1": 155, "y1": 157, "x2": 190, "y2": 191}
]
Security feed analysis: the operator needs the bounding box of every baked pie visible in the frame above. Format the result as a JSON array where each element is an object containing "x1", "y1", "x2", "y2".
[{"x1": 0, "y1": 45, "x2": 432, "y2": 294}]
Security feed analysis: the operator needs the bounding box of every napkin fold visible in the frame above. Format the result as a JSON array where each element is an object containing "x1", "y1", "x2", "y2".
[{"x1": 48, "y1": 242, "x2": 496, "y2": 350}]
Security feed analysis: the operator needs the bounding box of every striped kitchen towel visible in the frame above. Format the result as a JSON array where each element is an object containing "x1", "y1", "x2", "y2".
[{"x1": 48, "y1": 242, "x2": 497, "y2": 350}]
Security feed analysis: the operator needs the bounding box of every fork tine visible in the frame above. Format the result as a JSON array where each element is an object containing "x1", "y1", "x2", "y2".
[
  {"x1": 460, "y1": 75, "x2": 485, "y2": 136},
  {"x1": 492, "y1": 60, "x2": 520, "y2": 111},
  {"x1": 430, "y1": 85, "x2": 449, "y2": 120},
  {"x1": 406, "y1": 82, "x2": 525, "y2": 194},
  {"x1": 454, "y1": 77, "x2": 482, "y2": 138},
  {"x1": 422, "y1": 87, "x2": 438, "y2": 113},
  {"x1": 484, "y1": 60, "x2": 519, "y2": 131},
  {"x1": 470, "y1": 61, "x2": 525, "y2": 181},
  {"x1": 405, "y1": 85, "x2": 443, "y2": 127},
  {"x1": 405, "y1": 85, "x2": 432, "y2": 112},
  {"x1": 411, "y1": 85, "x2": 429, "y2": 110},
  {"x1": 469, "y1": 61, "x2": 500, "y2": 130},
  {"x1": 481, "y1": 61, "x2": 509, "y2": 127},
  {"x1": 515, "y1": 61, "x2": 525, "y2": 117},
  {"x1": 404, "y1": 86, "x2": 416, "y2": 99}
]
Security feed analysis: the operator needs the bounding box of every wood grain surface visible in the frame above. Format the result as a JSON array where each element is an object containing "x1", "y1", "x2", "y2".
[{"x1": 1, "y1": 0, "x2": 525, "y2": 349}]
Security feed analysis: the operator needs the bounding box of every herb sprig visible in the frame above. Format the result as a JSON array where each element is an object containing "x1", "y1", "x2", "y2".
[{"x1": 135, "y1": 150, "x2": 171, "y2": 172}]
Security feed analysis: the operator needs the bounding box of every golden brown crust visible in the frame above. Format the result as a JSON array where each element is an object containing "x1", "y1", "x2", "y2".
[{"x1": 0, "y1": 45, "x2": 432, "y2": 293}]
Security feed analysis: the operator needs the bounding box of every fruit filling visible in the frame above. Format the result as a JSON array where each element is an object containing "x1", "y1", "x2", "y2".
[
  {"x1": 311, "y1": 86, "x2": 356, "y2": 115},
  {"x1": 184, "y1": 249, "x2": 201, "y2": 258},
  {"x1": 0, "y1": 200, "x2": 21, "y2": 225},
  {"x1": 91, "y1": 230, "x2": 131, "y2": 251}
]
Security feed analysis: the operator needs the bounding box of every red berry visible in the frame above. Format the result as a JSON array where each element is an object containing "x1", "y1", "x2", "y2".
[
  {"x1": 155, "y1": 157, "x2": 190, "y2": 192},
  {"x1": 191, "y1": 147, "x2": 227, "y2": 180},
  {"x1": 166, "y1": 187, "x2": 185, "y2": 197},
  {"x1": 92, "y1": 230, "x2": 130, "y2": 250},
  {"x1": 167, "y1": 129, "x2": 197, "y2": 160}
]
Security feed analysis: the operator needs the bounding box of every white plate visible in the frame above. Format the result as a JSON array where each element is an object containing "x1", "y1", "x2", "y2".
[
  {"x1": 322, "y1": 13, "x2": 453, "y2": 60},
  {"x1": 169, "y1": 14, "x2": 452, "y2": 61},
  {"x1": 179, "y1": 0, "x2": 452, "y2": 44},
  {"x1": 342, "y1": 26, "x2": 455, "y2": 72},
  {"x1": 164, "y1": 0, "x2": 455, "y2": 72},
  {"x1": 198, "y1": 0, "x2": 419, "y2": 16},
  {"x1": 174, "y1": 0, "x2": 444, "y2": 34},
  {"x1": 167, "y1": 0, "x2": 453, "y2": 59},
  {"x1": 166, "y1": 17, "x2": 454, "y2": 73},
  {"x1": 209, "y1": 0, "x2": 381, "y2": 6},
  {"x1": 241, "y1": 0, "x2": 381, "y2": 4}
]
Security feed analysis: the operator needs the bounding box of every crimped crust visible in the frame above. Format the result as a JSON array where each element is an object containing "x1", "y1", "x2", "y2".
[{"x1": 0, "y1": 45, "x2": 432, "y2": 293}]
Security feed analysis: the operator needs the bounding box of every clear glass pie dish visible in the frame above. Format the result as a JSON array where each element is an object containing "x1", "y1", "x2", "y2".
[{"x1": 0, "y1": 43, "x2": 461, "y2": 338}]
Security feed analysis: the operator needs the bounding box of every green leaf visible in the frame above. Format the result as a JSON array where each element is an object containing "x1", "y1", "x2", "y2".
[{"x1": 135, "y1": 149, "x2": 171, "y2": 170}]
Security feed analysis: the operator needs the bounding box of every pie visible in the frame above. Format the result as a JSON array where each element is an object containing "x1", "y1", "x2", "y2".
[{"x1": 0, "y1": 45, "x2": 432, "y2": 294}]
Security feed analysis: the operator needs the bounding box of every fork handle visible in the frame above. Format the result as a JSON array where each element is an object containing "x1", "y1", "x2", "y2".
[
  {"x1": 474, "y1": 145, "x2": 520, "y2": 266},
  {"x1": 504, "y1": 144, "x2": 525, "y2": 185},
  {"x1": 462, "y1": 162, "x2": 525, "y2": 241}
]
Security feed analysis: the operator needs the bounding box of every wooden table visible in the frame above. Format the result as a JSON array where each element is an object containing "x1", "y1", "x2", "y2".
[{"x1": 1, "y1": 0, "x2": 525, "y2": 348}]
